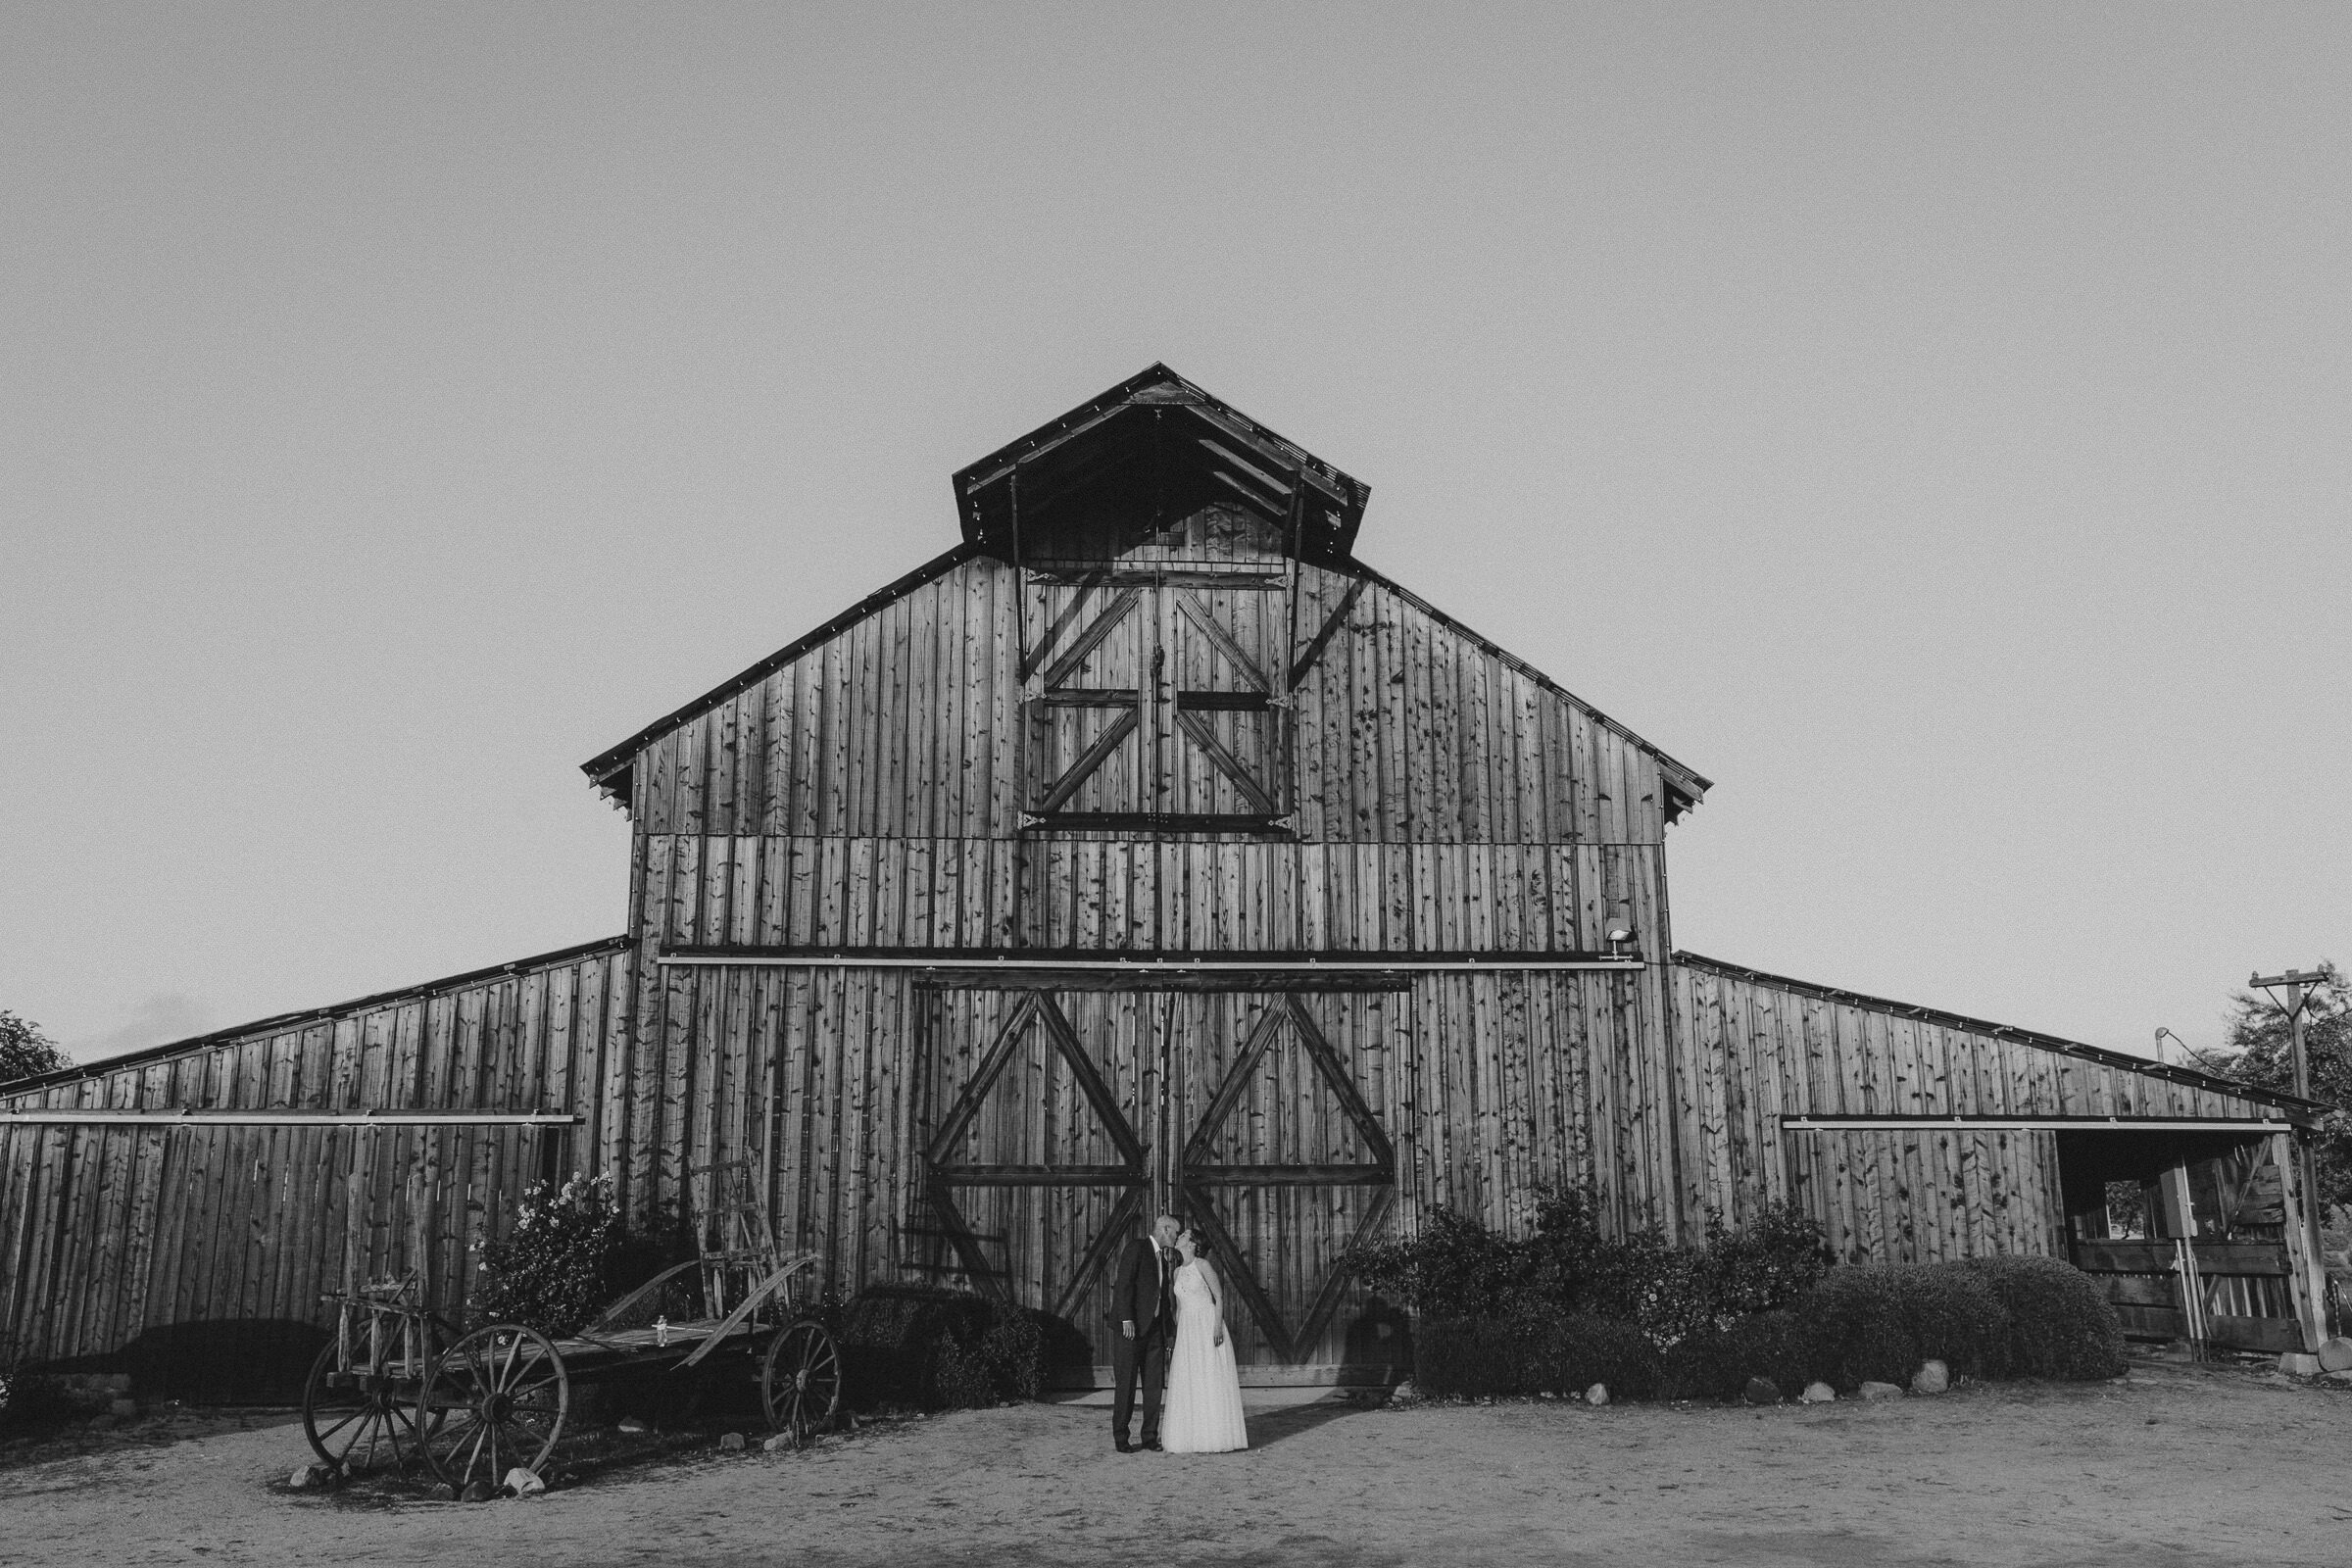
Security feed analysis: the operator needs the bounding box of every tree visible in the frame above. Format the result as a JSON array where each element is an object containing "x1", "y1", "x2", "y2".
[
  {"x1": 2207, "y1": 961, "x2": 2352, "y2": 1210},
  {"x1": 0, "y1": 1010, "x2": 71, "y2": 1084}
]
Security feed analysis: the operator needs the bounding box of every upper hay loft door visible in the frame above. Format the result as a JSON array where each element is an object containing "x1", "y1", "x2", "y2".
[{"x1": 1022, "y1": 558, "x2": 1289, "y2": 834}]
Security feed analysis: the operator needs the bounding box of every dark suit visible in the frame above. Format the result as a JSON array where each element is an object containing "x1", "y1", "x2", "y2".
[{"x1": 1110, "y1": 1234, "x2": 1176, "y2": 1446}]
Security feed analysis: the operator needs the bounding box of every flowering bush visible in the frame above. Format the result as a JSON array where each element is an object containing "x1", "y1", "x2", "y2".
[
  {"x1": 470, "y1": 1173, "x2": 633, "y2": 1338},
  {"x1": 1351, "y1": 1188, "x2": 1834, "y2": 1348}
]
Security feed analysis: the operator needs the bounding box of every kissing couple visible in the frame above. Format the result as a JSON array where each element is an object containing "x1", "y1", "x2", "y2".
[{"x1": 1110, "y1": 1214, "x2": 1249, "y2": 1455}]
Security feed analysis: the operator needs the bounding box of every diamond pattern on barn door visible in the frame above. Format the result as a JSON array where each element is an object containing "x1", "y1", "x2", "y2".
[
  {"x1": 921, "y1": 993, "x2": 1152, "y2": 1321},
  {"x1": 1021, "y1": 571, "x2": 1288, "y2": 830},
  {"x1": 1163, "y1": 582, "x2": 1286, "y2": 821},
  {"x1": 1178, "y1": 995, "x2": 1396, "y2": 1364}
]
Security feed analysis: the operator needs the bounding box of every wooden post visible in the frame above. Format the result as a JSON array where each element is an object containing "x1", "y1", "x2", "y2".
[{"x1": 2274, "y1": 1129, "x2": 2328, "y2": 1353}]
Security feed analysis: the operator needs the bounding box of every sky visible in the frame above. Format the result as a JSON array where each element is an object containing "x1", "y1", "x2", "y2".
[{"x1": 4, "y1": 4, "x2": 2346, "y2": 1068}]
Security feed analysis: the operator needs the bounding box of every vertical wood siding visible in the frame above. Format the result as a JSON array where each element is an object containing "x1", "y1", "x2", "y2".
[
  {"x1": 0, "y1": 941, "x2": 631, "y2": 1384},
  {"x1": 627, "y1": 538, "x2": 1675, "y2": 854},
  {"x1": 1667, "y1": 956, "x2": 2287, "y2": 1264}
]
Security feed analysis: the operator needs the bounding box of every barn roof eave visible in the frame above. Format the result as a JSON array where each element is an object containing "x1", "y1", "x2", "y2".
[
  {"x1": 577, "y1": 542, "x2": 981, "y2": 793},
  {"x1": 1674, "y1": 950, "x2": 2328, "y2": 1120},
  {"x1": 0, "y1": 935, "x2": 632, "y2": 1102}
]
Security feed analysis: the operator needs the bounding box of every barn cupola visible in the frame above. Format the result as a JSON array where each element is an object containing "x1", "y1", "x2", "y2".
[{"x1": 953, "y1": 364, "x2": 1371, "y2": 566}]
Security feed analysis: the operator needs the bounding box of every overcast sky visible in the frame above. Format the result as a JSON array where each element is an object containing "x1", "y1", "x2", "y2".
[{"x1": 5, "y1": 4, "x2": 2346, "y2": 1068}]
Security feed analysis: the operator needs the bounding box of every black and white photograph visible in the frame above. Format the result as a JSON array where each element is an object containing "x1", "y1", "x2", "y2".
[{"x1": 4, "y1": 6, "x2": 2348, "y2": 1563}]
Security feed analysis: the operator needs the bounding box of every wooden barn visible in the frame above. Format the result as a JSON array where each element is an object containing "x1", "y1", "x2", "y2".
[{"x1": 2, "y1": 366, "x2": 2331, "y2": 1396}]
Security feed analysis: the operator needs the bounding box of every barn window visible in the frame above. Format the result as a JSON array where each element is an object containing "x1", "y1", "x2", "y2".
[{"x1": 1022, "y1": 571, "x2": 1288, "y2": 832}]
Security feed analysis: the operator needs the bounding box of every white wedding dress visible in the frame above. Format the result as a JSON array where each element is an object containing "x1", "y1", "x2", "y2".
[{"x1": 1159, "y1": 1260, "x2": 1249, "y2": 1453}]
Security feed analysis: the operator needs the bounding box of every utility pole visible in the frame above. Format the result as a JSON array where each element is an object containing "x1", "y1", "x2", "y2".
[
  {"x1": 2250, "y1": 970, "x2": 2327, "y2": 1101},
  {"x1": 2252, "y1": 968, "x2": 2331, "y2": 1335}
]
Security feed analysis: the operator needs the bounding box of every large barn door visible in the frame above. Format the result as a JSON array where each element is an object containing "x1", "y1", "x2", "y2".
[
  {"x1": 1168, "y1": 992, "x2": 1397, "y2": 1370},
  {"x1": 1022, "y1": 571, "x2": 1289, "y2": 831},
  {"x1": 918, "y1": 987, "x2": 1399, "y2": 1380},
  {"x1": 917, "y1": 992, "x2": 1152, "y2": 1344}
]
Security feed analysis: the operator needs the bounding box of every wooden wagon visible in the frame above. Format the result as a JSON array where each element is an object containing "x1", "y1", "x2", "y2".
[{"x1": 301, "y1": 1170, "x2": 843, "y2": 1494}]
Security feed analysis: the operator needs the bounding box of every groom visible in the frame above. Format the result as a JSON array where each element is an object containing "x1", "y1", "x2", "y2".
[{"x1": 1110, "y1": 1212, "x2": 1181, "y2": 1453}]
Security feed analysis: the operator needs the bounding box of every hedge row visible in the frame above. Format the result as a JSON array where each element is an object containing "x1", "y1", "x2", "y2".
[{"x1": 1416, "y1": 1256, "x2": 2126, "y2": 1401}]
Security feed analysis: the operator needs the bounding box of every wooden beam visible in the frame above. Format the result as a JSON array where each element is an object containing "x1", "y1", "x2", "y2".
[
  {"x1": 0, "y1": 1110, "x2": 581, "y2": 1127},
  {"x1": 1784, "y1": 1115, "x2": 2295, "y2": 1133},
  {"x1": 661, "y1": 948, "x2": 1649, "y2": 975},
  {"x1": 2274, "y1": 1129, "x2": 2328, "y2": 1352},
  {"x1": 933, "y1": 1166, "x2": 1144, "y2": 1187},
  {"x1": 1183, "y1": 1165, "x2": 1396, "y2": 1186}
]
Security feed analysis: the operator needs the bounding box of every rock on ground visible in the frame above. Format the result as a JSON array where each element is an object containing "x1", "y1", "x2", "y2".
[
  {"x1": 1911, "y1": 1360, "x2": 1950, "y2": 1396},
  {"x1": 2318, "y1": 1338, "x2": 2352, "y2": 1373},
  {"x1": 1741, "y1": 1378, "x2": 1779, "y2": 1405},
  {"x1": 1585, "y1": 1384, "x2": 1608, "y2": 1406},
  {"x1": 1858, "y1": 1381, "x2": 1903, "y2": 1401},
  {"x1": 1799, "y1": 1382, "x2": 1837, "y2": 1404}
]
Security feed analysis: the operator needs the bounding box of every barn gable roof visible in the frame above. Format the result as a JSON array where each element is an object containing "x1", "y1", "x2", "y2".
[
  {"x1": 580, "y1": 367, "x2": 1712, "y2": 812},
  {"x1": 952, "y1": 363, "x2": 1371, "y2": 562}
]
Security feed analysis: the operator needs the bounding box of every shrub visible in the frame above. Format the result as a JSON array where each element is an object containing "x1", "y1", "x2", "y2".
[
  {"x1": 1417, "y1": 1310, "x2": 1662, "y2": 1400},
  {"x1": 1351, "y1": 1207, "x2": 1535, "y2": 1321},
  {"x1": 470, "y1": 1172, "x2": 635, "y2": 1338},
  {"x1": 1413, "y1": 1255, "x2": 2124, "y2": 1404},
  {"x1": 1803, "y1": 1262, "x2": 2008, "y2": 1390},
  {"x1": 837, "y1": 1288, "x2": 1050, "y2": 1410},
  {"x1": 1957, "y1": 1255, "x2": 2127, "y2": 1381},
  {"x1": 1355, "y1": 1191, "x2": 1834, "y2": 1348},
  {"x1": 1658, "y1": 1309, "x2": 1824, "y2": 1401}
]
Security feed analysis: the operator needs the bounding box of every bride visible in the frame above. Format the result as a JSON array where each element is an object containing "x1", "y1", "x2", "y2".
[{"x1": 1159, "y1": 1227, "x2": 1249, "y2": 1453}]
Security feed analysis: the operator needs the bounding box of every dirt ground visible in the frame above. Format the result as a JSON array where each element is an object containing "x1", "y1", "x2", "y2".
[{"x1": 6, "y1": 1357, "x2": 2351, "y2": 1567}]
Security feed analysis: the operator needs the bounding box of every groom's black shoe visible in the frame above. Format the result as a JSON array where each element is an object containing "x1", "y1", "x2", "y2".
[
  {"x1": 1143, "y1": 1439, "x2": 1163, "y2": 1452},
  {"x1": 1114, "y1": 1439, "x2": 1135, "y2": 1453}
]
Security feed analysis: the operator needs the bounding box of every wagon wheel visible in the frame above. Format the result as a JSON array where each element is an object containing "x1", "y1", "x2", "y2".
[
  {"x1": 302, "y1": 1340, "x2": 433, "y2": 1476},
  {"x1": 760, "y1": 1319, "x2": 843, "y2": 1446},
  {"x1": 417, "y1": 1325, "x2": 568, "y2": 1494}
]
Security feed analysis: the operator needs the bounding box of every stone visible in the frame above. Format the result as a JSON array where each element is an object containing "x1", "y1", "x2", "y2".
[
  {"x1": 1857, "y1": 1381, "x2": 1903, "y2": 1401},
  {"x1": 502, "y1": 1467, "x2": 546, "y2": 1497},
  {"x1": 2324, "y1": 1370, "x2": 2352, "y2": 1385},
  {"x1": 1741, "y1": 1377, "x2": 1780, "y2": 1405},
  {"x1": 2318, "y1": 1338, "x2": 2352, "y2": 1373},
  {"x1": 762, "y1": 1434, "x2": 796, "y2": 1453},
  {"x1": 616, "y1": 1416, "x2": 652, "y2": 1434},
  {"x1": 1387, "y1": 1380, "x2": 1421, "y2": 1407},
  {"x1": 1585, "y1": 1383, "x2": 1608, "y2": 1406},
  {"x1": 1799, "y1": 1382, "x2": 1837, "y2": 1404},
  {"x1": 287, "y1": 1464, "x2": 330, "y2": 1491},
  {"x1": 460, "y1": 1481, "x2": 496, "y2": 1504},
  {"x1": 718, "y1": 1432, "x2": 747, "y2": 1451},
  {"x1": 2278, "y1": 1352, "x2": 2323, "y2": 1377},
  {"x1": 1910, "y1": 1360, "x2": 1949, "y2": 1396}
]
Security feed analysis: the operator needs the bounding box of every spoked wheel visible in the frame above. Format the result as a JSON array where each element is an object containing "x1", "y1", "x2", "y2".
[
  {"x1": 760, "y1": 1319, "x2": 843, "y2": 1446},
  {"x1": 303, "y1": 1341, "x2": 433, "y2": 1476},
  {"x1": 417, "y1": 1324, "x2": 568, "y2": 1494}
]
